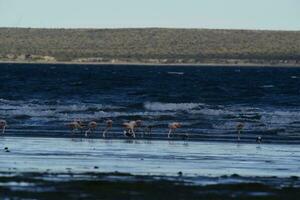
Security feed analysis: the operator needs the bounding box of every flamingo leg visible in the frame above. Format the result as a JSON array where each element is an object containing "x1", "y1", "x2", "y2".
[
  {"x1": 85, "y1": 129, "x2": 90, "y2": 137},
  {"x1": 145, "y1": 127, "x2": 152, "y2": 135},
  {"x1": 124, "y1": 128, "x2": 131, "y2": 137},
  {"x1": 103, "y1": 128, "x2": 107, "y2": 138},
  {"x1": 103, "y1": 127, "x2": 111, "y2": 138},
  {"x1": 168, "y1": 129, "x2": 172, "y2": 138}
]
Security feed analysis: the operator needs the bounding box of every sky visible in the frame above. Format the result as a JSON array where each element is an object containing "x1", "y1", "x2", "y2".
[{"x1": 0, "y1": 0, "x2": 299, "y2": 30}]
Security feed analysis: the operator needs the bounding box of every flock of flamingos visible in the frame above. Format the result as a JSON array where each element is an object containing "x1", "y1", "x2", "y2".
[{"x1": 0, "y1": 118, "x2": 262, "y2": 142}]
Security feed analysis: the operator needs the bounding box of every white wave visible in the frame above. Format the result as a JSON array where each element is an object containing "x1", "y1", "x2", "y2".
[
  {"x1": 144, "y1": 102, "x2": 203, "y2": 111},
  {"x1": 190, "y1": 108, "x2": 235, "y2": 116},
  {"x1": 0, "y1": 101, "x2": 121, "y2": 112},
  {"x1": 0, "y1": 98, "x2": 11, "y2": 103},
  {"x1": 212, "y1": 120, "x2": 263, "y2": 131},
  {"x1": 56, "y1": 104, "x2": 103, "y2": 112},
  {"x1": 167, "y1": 72, "x2": 184, "y2": 75},
  {"x1": 0, "y1": 101, "x2": 124, "y2": 121},
  {"x1": 0, "y1": 98, "x2": 23, "y2": 105},
  {"x1": 0, "y1": 104, "x2": 91, "y2": 115},
  {"x1": 1, "y1": 103, "x2": 175, "y2": 122},
  {"x1": 260, "y1": 85, "x2": 275, "y2": 88},
  {"x1": 55, "y1": 111, "x2": 175, "y2": 122},
  {"x1": 261, "y1": 110, "x2": 300, "y2": 126}
]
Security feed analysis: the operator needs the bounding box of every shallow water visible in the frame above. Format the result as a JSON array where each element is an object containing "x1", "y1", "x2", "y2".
[
  {"x1": 1, "y1": 63, "x2": 300, "y2": 140},
  {"x1": 1, "y1": 137, "x2": 299, "y2": 177},
  {"x1": 1, "y1": 136, "x2": 299, "y2": 199}
]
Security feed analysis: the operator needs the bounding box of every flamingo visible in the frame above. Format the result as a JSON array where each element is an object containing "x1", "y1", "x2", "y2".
[
  {"x1": 102, "y1": 119, "x2": 113, "y2": 138},
  {"x1": 168, "y1": 122, "x2": 181, "y2": 138},
  {"x1": 122, "y1": 120, "x2": 141, "y2": 138},
  {"x1": 85, "y1": 121, "x2": 97, "y2": 137},
  {"x1": 256, "y1": 136, "x2": 262, "y2": 144},
  {"x1": 0, "y1": 119, "x2": 7, "y2": 134},
  {"x1": 67, "y1": 120, "x2": 84, "y2": 134},
  {"x1": 236, "y1": 122, "x2": 244, "y2": 141}
]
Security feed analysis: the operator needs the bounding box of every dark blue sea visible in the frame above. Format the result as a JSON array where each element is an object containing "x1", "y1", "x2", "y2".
[{"x1": 1, "y1": 63, "x2": 300, "y2": 140}]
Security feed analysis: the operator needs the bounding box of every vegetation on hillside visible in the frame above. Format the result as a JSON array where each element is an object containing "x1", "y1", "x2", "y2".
[{"x1": 0, "y1": 28, "x2": 299, "y2": 64}]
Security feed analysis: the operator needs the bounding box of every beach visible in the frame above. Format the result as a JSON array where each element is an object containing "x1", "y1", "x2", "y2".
[{"x1": 1, "y1": 60, "x2": 300, "y2": 68}]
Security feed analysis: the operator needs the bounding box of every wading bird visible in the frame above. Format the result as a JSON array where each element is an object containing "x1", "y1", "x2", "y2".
[
  {"x1": 256, "y1": 136, "x2": 262, "y2": 144},
  {"x1": 168, "y1": 122, "x2": 181, "y2": 138},
  {"x1": 122, "y1": 120, "x2": 141, "y2": 138},
  {"x1": 67, "y1": 120, "x2": 84, "y2": 134},
  {"x1": 0, "y1": 119, "x2": 7, "y2": 134},
  {"x1": 236, "y1": 122, "x2": 244, "y2": 141},
  {"x1": 85, "y1": 121, "x2": 97, "y2": 137},
  {"x1": 102, "y1": 119, "x2": 113, "y2": 138}
]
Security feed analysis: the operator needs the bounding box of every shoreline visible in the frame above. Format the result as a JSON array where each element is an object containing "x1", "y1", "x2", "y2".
[
  {"x1": 1, "y1": 60, "x2": 300, "y2": 68},
  {"x1": 3, "y1": 131, "x2": 300, "y2": 145}
]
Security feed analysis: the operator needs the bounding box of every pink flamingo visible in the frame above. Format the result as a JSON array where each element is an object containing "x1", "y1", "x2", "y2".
[
  {"x1": 0, "y1": 119, "x2": 7, "y2": 134},
  {"x1": 85, "y1": 121, "x2": 97, "y2": 137},
  {"x1": 168, "y1": 122, "x2": 181, "y2": 138},
  {"x1": 103, "y1": 119, "x2": 113, "y2": 138}
]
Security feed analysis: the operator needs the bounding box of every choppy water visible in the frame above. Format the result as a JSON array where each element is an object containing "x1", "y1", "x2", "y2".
[{"x1": 1, "y1": 63, "x2": 300, "y2": 140}]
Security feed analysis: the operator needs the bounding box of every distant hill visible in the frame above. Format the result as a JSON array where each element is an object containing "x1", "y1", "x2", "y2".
[{"x1": 0, "y1": 28, "x2": 300, "y2": 65}]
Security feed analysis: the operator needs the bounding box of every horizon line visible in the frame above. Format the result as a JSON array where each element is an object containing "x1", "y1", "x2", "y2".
[{"x1": 1, "y1": 26, "x2": 300, "y2": 32}]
